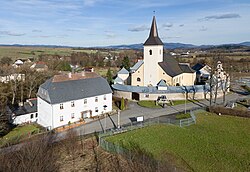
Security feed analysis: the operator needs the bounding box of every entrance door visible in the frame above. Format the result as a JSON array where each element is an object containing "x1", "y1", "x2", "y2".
[{"x1": 132, "y1": 92, "x2": 139, "y2": 101}]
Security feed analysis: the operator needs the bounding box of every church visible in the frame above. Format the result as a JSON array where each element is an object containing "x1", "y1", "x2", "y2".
[
  {"x1": 112, "y1": 16, "x2": 213, "y2": 101},
  {"x1": 116, "y1": 16, "x2": 196, "y2": 87}
]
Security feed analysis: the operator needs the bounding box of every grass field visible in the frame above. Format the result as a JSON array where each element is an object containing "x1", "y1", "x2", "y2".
[
  {"x1": 137, "y1": 99, "x2": 200, "y2": 108},
  {"x1": 137, "y1": 100, "x2": 162, "y2": 108},
  {"x1": 0, "y1": 124, "x2": 40, "y2": 147},
  {"x1": 0, "y1": 46, "x2": 122, "y2": 61},
  {"x1": 106, "y1": 111, "x2": 250, "y2": 172}
]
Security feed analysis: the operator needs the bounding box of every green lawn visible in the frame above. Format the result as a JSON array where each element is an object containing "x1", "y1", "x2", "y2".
[
  {"x1": 106, "y1": 111, "x2": 250, "y2": 172},
  {"x1": 137, "y1": 99, "x2": 200, "y2": 108},
  {"x1": 0, "y1": 124, "x2": 40, "y2": 147},
  {"x1": 137, "y1": 100, "x2": 162, "y2": 108}
]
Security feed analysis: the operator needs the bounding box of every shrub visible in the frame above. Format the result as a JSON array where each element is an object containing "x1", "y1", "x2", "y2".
[
  {"x1": 176, "y1": 113, "x2": 191, "y2": 120},
  {"x1": 209, "y1": 106, "x2": 250, "y2": 118}
]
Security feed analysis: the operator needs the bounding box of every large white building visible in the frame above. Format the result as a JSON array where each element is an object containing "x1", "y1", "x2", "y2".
[{"x1": 37, "y1": 72, "x2": 112, "y2": 130}]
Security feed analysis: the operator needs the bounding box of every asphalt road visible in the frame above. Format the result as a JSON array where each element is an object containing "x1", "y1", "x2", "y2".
[{"x1": 57, "y1": 92, "x2": 249, "y2": 139}]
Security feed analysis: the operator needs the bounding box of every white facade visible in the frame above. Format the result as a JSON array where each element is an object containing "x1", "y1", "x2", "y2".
[
  {"x1": 13, "y1": 112, "x2": 38, "y2": 125},
  {"x1": 143, "y1": 45, "x2": 163, "y2": 86},
  {"x1": 38, "y1": 93, "x2": 112, "y2": 130}
]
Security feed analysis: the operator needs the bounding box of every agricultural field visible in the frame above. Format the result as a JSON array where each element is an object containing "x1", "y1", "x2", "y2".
[
  {"x1": 106, "y1": 111, "x2": 250, "y2": 172},
  {"x1": 0, "y1": 46, "x2": 73, "y2": 60},
  {"x1": 0, "y1": 46, "x2": 121, "y2": 61}
]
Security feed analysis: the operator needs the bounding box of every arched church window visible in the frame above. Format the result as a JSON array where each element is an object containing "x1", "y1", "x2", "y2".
[
  {"x1": 137, "y1": 77, "x2": 141, "y2": 82},
  {"x1": 149, "y1": 49, "x2": 152, "y2": 55}
]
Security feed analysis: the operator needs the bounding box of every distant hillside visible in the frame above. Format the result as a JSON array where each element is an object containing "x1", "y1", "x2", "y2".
[
  {"x1": 239, "y1": 42, "x2": 250, "y2": 46},
  {"x1": 1, "y1": 41, "x2": 250, "y2": 50},
  {"x1": 104, "y1": 42, "x2": 250, "y2": 50},
  {"x1": 105, "y1": 42, "x2": 197, "y2": 49}
]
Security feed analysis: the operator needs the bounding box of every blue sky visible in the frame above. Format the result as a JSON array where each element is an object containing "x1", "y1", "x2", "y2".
[{"x1": 0, "y1": 0, "x2": 249, "y2": 46}]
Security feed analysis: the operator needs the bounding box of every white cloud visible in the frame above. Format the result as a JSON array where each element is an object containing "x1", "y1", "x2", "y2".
[
  {"x1": 128, "y1": 25, "x2": 149, "y2": 32},
  {"x1": 0, "y1": 30, "x2": 25, "y2": 36},
  {"x1": 200, "y1": 13, "x2": 241, "y2": 21}
]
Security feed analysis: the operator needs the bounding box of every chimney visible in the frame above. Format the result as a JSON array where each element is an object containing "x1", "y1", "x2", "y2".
[{"x1": 68, "y1": 72, "x2": 72, "y2": 78}]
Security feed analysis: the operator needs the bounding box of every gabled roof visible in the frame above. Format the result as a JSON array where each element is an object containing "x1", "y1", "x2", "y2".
[
  {"x1": 11, "y1": 99, "x2": 37, "y2": 116},
  {"x1": 179, "y1": 63, "x2": 195, "y2": 73},
  {"x1": 192, "y1": 63, "x2": 205, "y2": 71},
  {"x1": 157, "y1": 79, "x2": 168, "y2": 87},
  {"x1": 118, "y1": 67, "x2": 129, "y2": 75},
  {"x1": 158, "y1": 55, "x2": 195, "y2": 77},
  {"x1": 144, "y1": 16, "x2": 163, "y2": 46},
  {"x1": 130, "y1": 60, "x2": 144, "y2": 72},
  {"x1": 114, "y1": 76, "x2": 124, "y2": 83},
  {"x1": 37, "y1": 72, "x2": 112, "y2": 104},
  {"x1": 158, "y1": 55, "x2": 183, "y2": 77}
]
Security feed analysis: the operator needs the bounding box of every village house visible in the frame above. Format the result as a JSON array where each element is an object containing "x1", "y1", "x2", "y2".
[
  {"x1": 9, "y1": 98, "x2": 38, "y2": 125},
  {"x1": 37, "y1": 71, "x2": 112, "y2": 130},
  {"x1": 30, "y1": 61, "x2": 48, "y2": 72}
]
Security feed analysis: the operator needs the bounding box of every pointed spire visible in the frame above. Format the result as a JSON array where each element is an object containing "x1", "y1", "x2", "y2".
[
  {"x1": 149, "y1": 16, "x2": 158, "y2": 38},
  {"x1": 144, "y1": 16, "x2": 163, "y2": 46}
]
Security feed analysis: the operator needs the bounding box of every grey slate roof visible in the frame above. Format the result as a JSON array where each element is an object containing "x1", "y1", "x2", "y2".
[
  {"x1": 179, "y1": 63, "x2": 196, "y2": 73},
  {"x1": 158, "y1": 55, "x2": 195, "y2": 77},
  {"x1": 158, "y1": 55, "x2": 183, "y2": 77},
  {"x1": 11, "y1": 99, "x2": 37, "y2": 116},
  {"x1": 144, "y1": 16, "x2": 163, "y2": 46},
  {"x1": 157, "y1": 79, "x2": 168, "y2": 87},
  {"x1": 130, "y1": 60, "x2": 144, "y2": 72},
  {"x1": 118, "y1": 67, "x2": 129, "y2": 74},
  {"x1": 114, "y1": 76, "x2": 124, "y2": 83},
  {"x1": 38, "y1": 76, "x2": 112, "y2": 104},
  {"x1": 192, "y1": 63, "x2": 205, "y2": 71}
]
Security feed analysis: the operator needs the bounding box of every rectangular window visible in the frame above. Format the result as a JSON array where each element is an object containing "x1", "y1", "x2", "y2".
[
  {"x1": 35, "y1": 113, "x2": 38, "y2": 118},
  {"x1": 30, "y1": 114, "x2": 33, "y2": 119},
  {"x1": 84, "y1": 99, "x2": 87, "y2": 104},
  {"x1": 104, "y1": 95, "x2": 106, "y2": 100},
  {"x1": 95, "y1": 107, "x2": 98, "y2": 112},
  {"x1": 104, "y1": 105, "x2": 107, "y2": 110},
  {"x1": 71, "y1": 113, "x2": 74, "y2": 119},
  {"x1": 71, "y1": 101, "x2": 75, "y2": 107},
  {"x1": 95, "y1": 97, "x2": 98, "y2": 102},
  {"x1": 60, "y1": 116, "x2": 63, "y2": 122},
  {"x1": 145, "y1": 94, "x2": 149, "y2": 98},
  {"x1": 60, "y1": 103, "x2": 63, "y2": 109}
]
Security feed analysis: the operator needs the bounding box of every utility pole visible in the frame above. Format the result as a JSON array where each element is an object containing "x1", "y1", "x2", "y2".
[
  {"x1": 185, "y1": 91, "x2": 187, "y2": 114},
  {"x1": 104, "y1": 112, "x2": 106, "y2": 133},
  {"x1": 117, "y1": 110, "x2": 121, "y2": 129}
]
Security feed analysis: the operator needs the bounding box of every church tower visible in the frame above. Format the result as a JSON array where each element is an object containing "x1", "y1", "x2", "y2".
[{"x1": 143, "y1": 16, "x2": 164, "y2": 86}]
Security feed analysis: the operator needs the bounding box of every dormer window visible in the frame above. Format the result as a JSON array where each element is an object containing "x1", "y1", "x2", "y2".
[
  {"x1": 71, "y1": 101, "x2": 75, "y2": 107},
  {"x1": 149, "y1": 49, "x2": 152, "y2": 55}
]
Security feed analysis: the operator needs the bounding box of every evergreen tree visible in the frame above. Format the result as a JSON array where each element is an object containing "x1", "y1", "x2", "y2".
[
  {"x1": 120, "y1": 97, "x2": 125, "y2": 110},
  {"x1": 106, "y1": 68, "x2": 113, "y2": 84},
  {"x1": 121, "y1": 56, "x2": 130, "y2": 71}
]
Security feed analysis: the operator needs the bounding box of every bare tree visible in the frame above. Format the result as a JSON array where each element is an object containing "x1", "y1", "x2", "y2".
[{"x1": 0, "y1": 133, "x2": 60, "y2": 172}]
